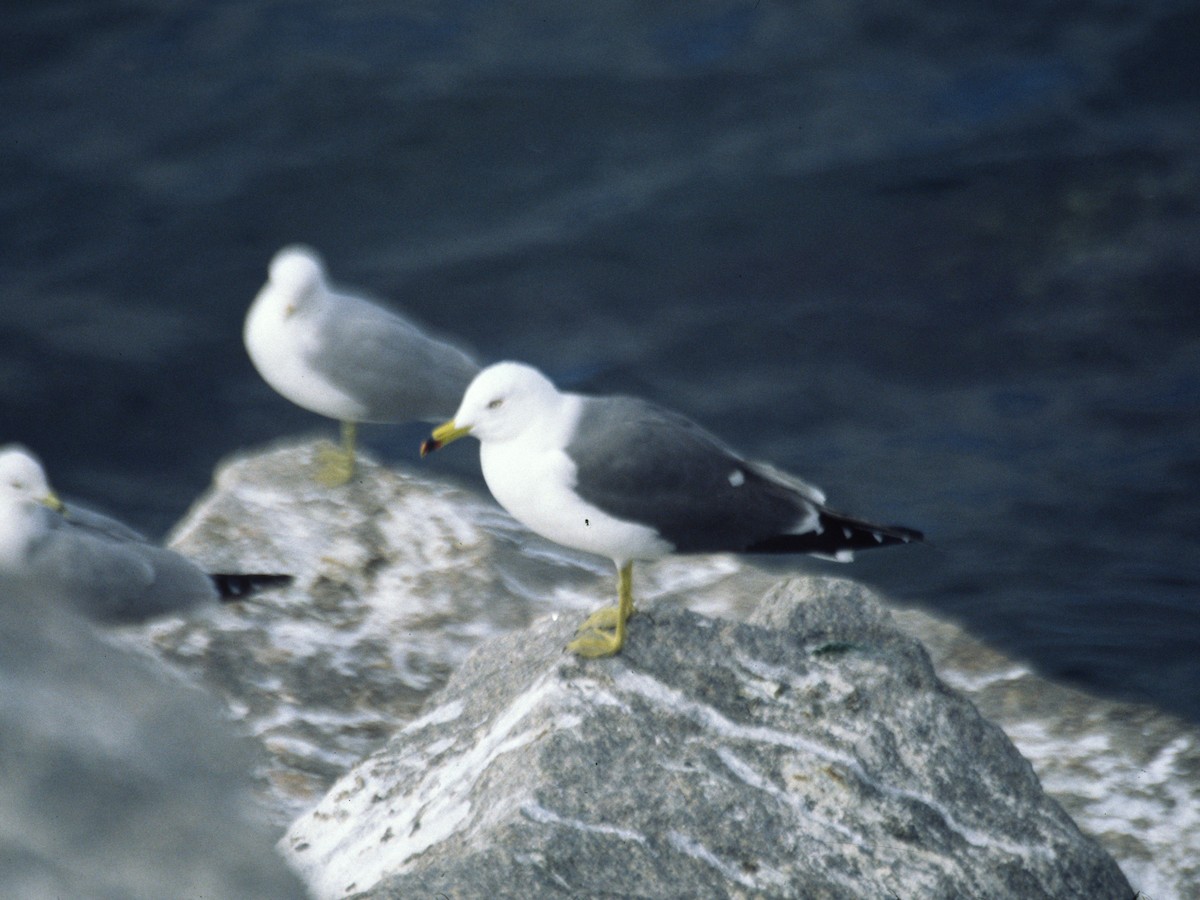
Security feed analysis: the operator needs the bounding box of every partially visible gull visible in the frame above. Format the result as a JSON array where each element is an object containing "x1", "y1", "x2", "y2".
[
  {"x1": 245, "y1": 245, "x2": 480, "y2": 486},
  {"x1": 0, "y1": 445, "x2": 290, "y2": 622},
  {"x1": 421, "y1": 362, "x2": 922, "y2": 657}
]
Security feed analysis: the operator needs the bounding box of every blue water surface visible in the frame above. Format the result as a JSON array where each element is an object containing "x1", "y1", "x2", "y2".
[{"x1": 2, "y1": 1, "x2": 1197, "y2": 721}]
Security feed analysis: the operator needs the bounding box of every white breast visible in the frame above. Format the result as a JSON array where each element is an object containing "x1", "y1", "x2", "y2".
[
  {"x1": 243, "y1": 293, "x2": 366, "y2": 421},
  {"x1": 479, "y1": 398, "x2": 671, "y2": 564},
  {"x1": 0, "y1": 504, "x2": 34, "y2": 572}
]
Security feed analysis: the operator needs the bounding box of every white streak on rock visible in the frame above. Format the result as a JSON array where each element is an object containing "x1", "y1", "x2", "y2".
[
  {"x1": 939, "y1": 665, "x2": 1031, "y2": 693},
  {"x1": 714, "y1": 746, "x2": 866, "y2": 849},
  {"x1": 667, "y1": 830, "x2": 787, "y2": 889},
  {"x1": 612, "y1": 669, "x2": 1050, "y2": 860},
  {"x1": 521, "y1": 802, "x2": 648, "y2": 844},
  {"x1": 283, "y1": 677, "x2": 569, "y2": 898},
  {"x1": 399, "y1": 698, "x2": 464, "y2": 736}
]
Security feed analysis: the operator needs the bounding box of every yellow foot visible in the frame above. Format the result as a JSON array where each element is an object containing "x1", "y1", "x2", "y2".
[
  {"x1": 567, "y1": 604, "x2": 635, "y2": 658},
  {"x1": 569, "y1": 562, "x2": 636, "y2": 659},
  {"x1": 567, "y1": 627, "x2": 624, "y2": 658},
  {"x1": 575, "y1": 604, "x2": 637, "y2": 632},
  {"x1": 314, "y1": 446, "x2": 355, "y2": 487}
]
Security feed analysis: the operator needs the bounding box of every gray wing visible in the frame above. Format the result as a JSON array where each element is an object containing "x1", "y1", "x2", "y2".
[
  {"x1": 303, "y1": 290, "x2": 480, "y2": 423},
  {"x1": 61, "y1": 503, "x2": 149, "y2": 543},
  {"x1": 566, "y1": 396, "x2": 816, "y2": 553},
  {"x1": 28, "y1": 512, "x2": 216, "y2": 622}
]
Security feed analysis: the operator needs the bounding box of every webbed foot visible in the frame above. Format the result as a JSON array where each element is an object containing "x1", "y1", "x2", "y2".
[
  {"x1": 567, "y1": 626, "x2": 625, "y2": 658},
  {"x1": 576, "y1": 603, "x2": 637, "y2": 632},
  {"x1": 314, "y1": 421, "x2": 358, "y2": 486},
  {"x1": 567, "y1": 562, "x2": 636, "y2": 659},
  {"x1": 314, "y1": 445, "x2": 355, "y2": 486}
]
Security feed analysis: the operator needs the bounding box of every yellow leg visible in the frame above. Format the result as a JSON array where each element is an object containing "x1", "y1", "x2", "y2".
[
  {"x1": 568, "y1": 562, "x2": 635, "y2": 658},
  {"x1": 316, "y1": 420, "x2": 357, "y2": 486},
  {"x1": 576, "y1": 593, "x2": 639, "y2": 632}
]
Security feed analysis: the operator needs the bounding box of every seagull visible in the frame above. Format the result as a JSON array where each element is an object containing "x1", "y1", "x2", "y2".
[
  {"x1": 0, "y1": 445, "x2": 291, "y2": 622},
  {"x1": 421, "y1": 362, "x2": 922, "y2": 657},
  {"x1": 244, "y1": 245, "x2": 480, "y2": 486}
]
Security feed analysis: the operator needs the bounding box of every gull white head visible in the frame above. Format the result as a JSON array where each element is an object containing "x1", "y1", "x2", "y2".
[
  {"x1": 0, "y1": 445, "x2": 59, "y2": 511},
  {"x1": 266, "y1": 245, "x2": 327, "y2": 315},
  {"x1": 0, "y1": 445, "x2": 64, "y2": 569},
  {"x1": 421, "y1": 362, "x2": 562, "y2": 451}
]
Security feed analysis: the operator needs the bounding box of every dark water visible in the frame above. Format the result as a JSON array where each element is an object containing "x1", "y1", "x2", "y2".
[{"x1": 3, "y1": 3, "x2": 1198, "y2": 720}]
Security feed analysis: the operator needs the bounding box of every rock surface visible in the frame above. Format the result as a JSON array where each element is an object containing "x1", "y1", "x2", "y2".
[
  {"x1": 281, "y1": 578, "x2": 1131, "y2": 899},
  {"x1": 113, "y1": 438, "x2": 1197, "y2": 897},
  {"x1": 888, "y1": 594, "x2": 1200, "y2": 900},
  {"x1": 0, "y1": 599, "x2": 305, "y2": 900},
  {"x1": 130, "y1": 437, "x2": 778, "y2": 817}
]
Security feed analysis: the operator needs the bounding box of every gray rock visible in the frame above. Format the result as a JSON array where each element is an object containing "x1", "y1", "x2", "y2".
[
  {"x1": 281, "y1": 578, "x2": 1131, "y2": 899},
  {"x1": 886, "y1": 591, "x2": 1200, "y2": 900},
  {"x1": 114, "y1": 439, "x2": 1193, "y2": 894},
  {"x1": 0, "y1": 600, "x2": 305, "y2": 900},
  {"x1": 129, "y1": 437, "x2": 779, "y2": 819}
]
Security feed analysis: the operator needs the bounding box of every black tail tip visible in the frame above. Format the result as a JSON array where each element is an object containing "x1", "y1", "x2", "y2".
[
  {"x1": 891, "y1": 525, "x2": 924, "y2": 544},
  {"x1": 210, "y1": 573, "x2": 294, "y2": 601}
]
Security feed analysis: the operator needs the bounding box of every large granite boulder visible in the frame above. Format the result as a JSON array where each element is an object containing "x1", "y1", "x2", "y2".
[
  {"x1": 132, "y1": 437, "x2": 778, "y2": 817},
  {"x1": 281, "y1": 578, "x2": 1131, "y2": 899},
  {"x1": 111, "y1": 438, "x2": 1194, "y2": 896},
  {"x1": 0, "y1": 600, "x2": 305, "y2": 899}
]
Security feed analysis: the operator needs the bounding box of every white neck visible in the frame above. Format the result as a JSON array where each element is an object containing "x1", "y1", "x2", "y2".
[{"x1": 0, "y1": 503, "x2": 39, "y2": 572}]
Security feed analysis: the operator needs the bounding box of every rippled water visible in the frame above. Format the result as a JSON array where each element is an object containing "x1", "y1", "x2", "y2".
[{"x1": 2, "y1": 2, "x2": 1198, "y2": 722}]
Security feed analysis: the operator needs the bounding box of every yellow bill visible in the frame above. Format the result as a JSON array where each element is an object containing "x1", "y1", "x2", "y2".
[{"x1": 420, "y1": 420, "x2": 472, "y2": 457}]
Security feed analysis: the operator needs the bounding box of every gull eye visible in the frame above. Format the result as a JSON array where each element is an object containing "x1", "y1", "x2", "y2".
[{"x1": 487, "y1": 398, "x2": 504, "y2": 410}]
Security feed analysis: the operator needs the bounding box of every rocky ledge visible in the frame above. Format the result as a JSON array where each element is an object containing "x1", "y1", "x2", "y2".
[
  {"x1": 138, "y1": 438, "x2": 777, "y2": 816},
  {"x1": 281, "y1": 579, "x2": 1129, "y2": 899},
  {"x1": 101, "y1": 438, "x2": 1193, "y2": 897},
  {"x1": 0, "y1": 599, "x2": 305, "y2": 899}
]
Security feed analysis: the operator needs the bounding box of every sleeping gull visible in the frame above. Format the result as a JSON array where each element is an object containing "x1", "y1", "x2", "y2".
[
  {"x1": 0, "y1": 445, "x2": 291, "y2": 622},
  {"x1": 244, "y1": 245, "x2": 480, "y2": 486},
  {"x1": 421, "y1": 362, "x2": 922, "y2": 657}
]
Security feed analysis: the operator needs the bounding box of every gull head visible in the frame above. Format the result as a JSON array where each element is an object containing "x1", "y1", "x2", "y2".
[
  {"x1": 421, "y1": 362, "x2": 561, "y2": 455},
  {"x1": 267, "y1": 245, "x2": 327, "y2": 316},
  {"x1": 0, "y1": 445, "x2": 63, "y2": 514}
]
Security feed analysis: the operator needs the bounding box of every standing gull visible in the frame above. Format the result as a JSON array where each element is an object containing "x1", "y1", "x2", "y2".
[
  {"x1": 0, "y1": 445, "x2": 290, "y2": 622},
  {"x1": 244, "y1": 245, "x2": 480, "y2": 486},
  {"x1": 421, "y1": 362, "x2": 922, "y2": 657}
]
